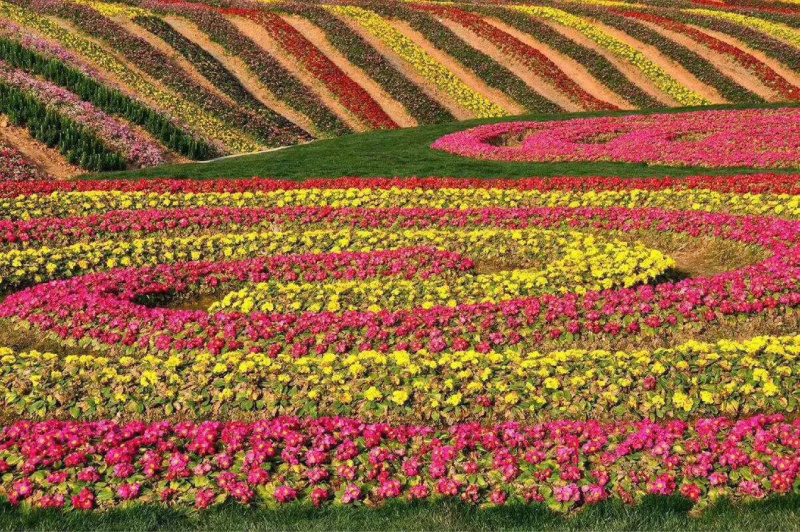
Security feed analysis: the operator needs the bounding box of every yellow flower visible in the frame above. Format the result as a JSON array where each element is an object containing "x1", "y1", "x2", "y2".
[
  {"x1": 365, "y1": 387, "x2": 383, "y2": 402},
  {"x1": 391, "y1": 390, "x2": 409, "y2": 405}
]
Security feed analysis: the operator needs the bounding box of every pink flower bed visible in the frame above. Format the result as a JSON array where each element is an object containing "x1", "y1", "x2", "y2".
[
  {"x1": 1, "y1": 414, "x2": 798, "y2": 510},
  {"x1": 431, "y1": 109, "x2": 800, "y2": 168}
]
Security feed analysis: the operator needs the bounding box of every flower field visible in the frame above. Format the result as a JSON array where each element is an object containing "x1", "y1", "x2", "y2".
[
  {"x1": 0, "y1": 170, "x2": 796, "y2": 519},
  {"x1": 0, "y1": 0, "x2": 796, "y2": 173},
  {"x1": 2, "y1": 0, "x2": 800, "y2": 528}
]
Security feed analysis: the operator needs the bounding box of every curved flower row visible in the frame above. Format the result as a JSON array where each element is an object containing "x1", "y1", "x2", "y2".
[
  {"x1": 0, "y1": 205, "x2": 795, "y2": 358},
  {"x1": 3, "y1": 179, "x2": 800, "y2": 222},
  {"x1": 327, "y1": 6, "x2": 507, "y2": 119},
  {"x1": 211, "y1": 237, "x2": 670, "y2": 314},
  {"x1": 1, "y1": 414, "x2": 800, "y2": 511},
  {"x1": 506, "y1": 5, "x2": 709, "y2": 106},
  {"x1": 431, "y1": 108, "x2": 800, "y2": 168},
  {"x1": 0, "y1": 334, "x2": 797, "y2": 423}
]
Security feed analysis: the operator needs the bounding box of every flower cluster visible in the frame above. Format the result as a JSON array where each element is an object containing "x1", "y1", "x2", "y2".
[
  {"x1": 432, "y1": 108, "x2": 800, "y2": 168},
  {"x1": 0, "y1": 143, "x2": 47, "y2": 181},
  {"x1": 1, "y1": 415, "x2": 800, "y2": 511}
]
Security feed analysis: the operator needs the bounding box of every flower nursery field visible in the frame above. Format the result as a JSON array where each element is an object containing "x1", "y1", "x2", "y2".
[{"x1": 5, "y1": 0, "x2": 800, "y2": 531}]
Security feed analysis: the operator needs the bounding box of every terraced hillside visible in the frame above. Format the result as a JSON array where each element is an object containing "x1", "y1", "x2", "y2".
[{"x1": 3, "y1": 0, "x2": 800, "y2": 176}]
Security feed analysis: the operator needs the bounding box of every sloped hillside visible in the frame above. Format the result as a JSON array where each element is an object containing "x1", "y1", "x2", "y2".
[{"x1": 3, "y1": 0, "x2": 800, "y2": 176}]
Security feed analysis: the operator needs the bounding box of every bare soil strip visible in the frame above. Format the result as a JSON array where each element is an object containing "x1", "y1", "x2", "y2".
[
  {"x1": 540, "y1": 19, "x2": 677, "y2": 106},
  {"x1": 0, "y1": 121, "x2": 81, "y2": 180},
  {"x1": 334, "y1": 14, "x2": 473, "y2": 120},
  {"x1": 282, "y1": 15, "x2": 417, "y2": 128},
  {"x1": 229, "y1": 15, "x2": 368, "y2": 133},
  {"x1": 589, "y1": 19, "x2": 725, "y2": 103},
  {"x1": 482, "y1": 17, "x2": 631, "y2": 109},
  {"x1": 691, "y1": 24, "x2": 800, "y2": 91},
  {"x1": 164, "y1": 16, "x2": 316, "y2": 136},
  {"x1": 436, "y1": 18, "x2": 578, "y2": 111},
  {"x1": 636, "y1": 19, "x2": 776, "y2": 101},
  {"x1": 388, "y1": 19, "x2": 526, "y2": 115}
]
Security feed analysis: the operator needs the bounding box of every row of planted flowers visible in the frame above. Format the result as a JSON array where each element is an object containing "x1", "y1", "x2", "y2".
[
  {"x1": 1, "y1": 414, "x2": 800, "y2": 510},
  {"x1": 2, "y1": 174, "x2": 799, "y2": 198},
  {"x1": 3, "y1": 183, "x2": 800, "y2": 222},
  {"x1": 0, "y1": 334, "x2": 797, "y2": 423}
]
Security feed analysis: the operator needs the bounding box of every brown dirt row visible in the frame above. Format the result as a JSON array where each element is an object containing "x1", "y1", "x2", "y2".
[
  {"x1": 229, "y1": 15, "x2": 368, "y2": 133},
  {"x1": 539, "y1": 19, "x2": 677, "y2": 106},
  {"x1": 436, "y1": 17, "x2": 579, "y2": 112},
  {"x1": 114, "y1": 16, "x2": 232, "y2": 104},
  {"x1": 691, "y1": 24, "x2": 800, "y2": 93},
  {"x1": 482, "y1": 17, "x2": 631, "y2": 110},
  {"x1": 281, "y1": 15, "x2": 417, "y2": 128},
  {"x1": 0, "y1": 120, "x2": 82, "y2": 180}
]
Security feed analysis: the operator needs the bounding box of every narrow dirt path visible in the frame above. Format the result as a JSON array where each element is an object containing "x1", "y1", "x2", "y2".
[
  {"x1": 435, "y1": 17, "x2": 577, "y2": 111},
  {"x1": 539, "y1": 19, "x2": 676, "y2": 106},
  {"x1": 282, "y1": 15, "x2": 417, "y2": 128},
  {"x1": 692, "y1": 24, "x2": 800, "y2": 91},
  {"x1": 0, "y1": 121, "x2": 82, "y2": 180},
  {"x1": 482, "y1": 17, "x2": 630, "y2": 109},
  {"x1": 589, "y1": 19, "x2": 725, "y2": 103},
  {"x1": 334, "y1": 14, "x2": 472, "y2": 120},
  {"x1": 388, "y1": 19, "x2": 526, "y2": 115},
  {"x1": 229, "y1": 15, "x2": 368, "y2": 132},
  {"x1": 164, "y1": 16, "x2": 316, "y2": 136},
  {"x1": 636, "y1": 19, "x2": 776, "y2": 101}
]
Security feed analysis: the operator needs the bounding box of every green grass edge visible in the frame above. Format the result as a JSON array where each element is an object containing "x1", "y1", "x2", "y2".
[{"x1": 93, "y1": 102, "x2": 800, "y2": 181}]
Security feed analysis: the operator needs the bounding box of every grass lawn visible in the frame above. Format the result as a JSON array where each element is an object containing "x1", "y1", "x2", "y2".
[
  {"x1": 93, "y1": 103, "x2": 800, "y2": 181},
  {"x1": 3, "y1": 496, "x2": 800, "y2": 532}
]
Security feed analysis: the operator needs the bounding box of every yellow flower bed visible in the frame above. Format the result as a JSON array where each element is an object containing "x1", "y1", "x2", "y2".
[
  {"x1": 1, "y1": 334, "x2": 797, "y2": 422},
  {"x1": 4, "y1": 187, "x2": 798, "y2": 221}
]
